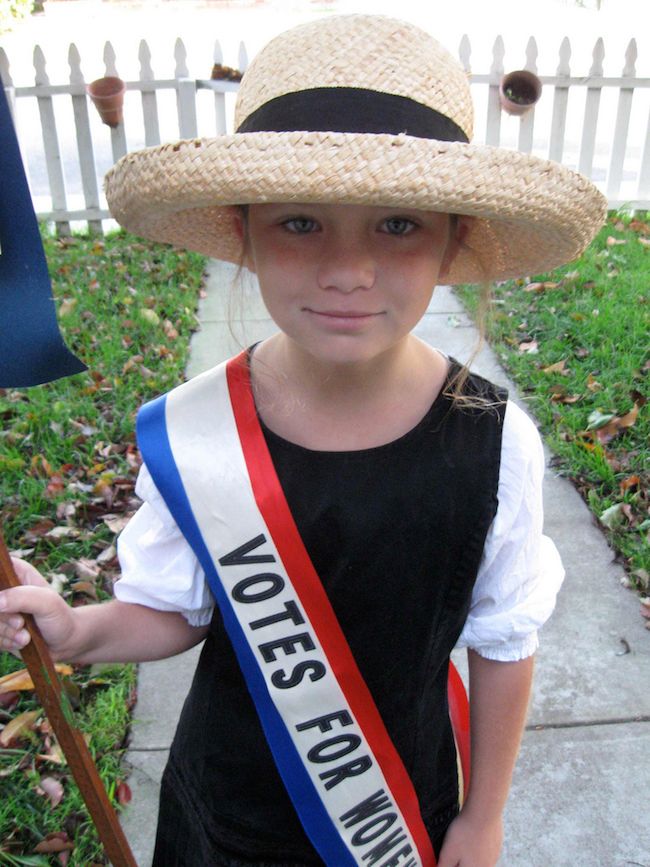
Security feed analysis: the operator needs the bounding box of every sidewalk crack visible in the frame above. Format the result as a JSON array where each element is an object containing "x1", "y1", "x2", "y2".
[{"x1": 526, "y1": 715, "x2": 650, "y2": 731}]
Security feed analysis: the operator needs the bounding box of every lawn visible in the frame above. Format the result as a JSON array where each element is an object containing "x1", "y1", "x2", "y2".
[{"x1": 458, "y1": 210, "x2": 649, "y2": 594}]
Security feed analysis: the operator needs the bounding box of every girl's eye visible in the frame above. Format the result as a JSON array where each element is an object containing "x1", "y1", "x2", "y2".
[
  {"x1": 282, "y1": 217, "x2": 318, "y2": 234},
  {"x1": 382, "y1": 217, "x2": 418, "y2": 236}
]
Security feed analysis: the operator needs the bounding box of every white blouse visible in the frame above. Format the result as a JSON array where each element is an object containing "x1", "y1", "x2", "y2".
[{"x1": 115, "y1": 399, "x2": 564, "y2": 662}]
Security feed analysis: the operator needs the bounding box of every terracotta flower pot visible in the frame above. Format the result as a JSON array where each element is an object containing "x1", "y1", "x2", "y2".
[
  {"x1": 499, "y1": 70, "x2": 542, "y2": 116},
  {"x1": 87, "y1": 76, "x2": 126, "y2": 128}
]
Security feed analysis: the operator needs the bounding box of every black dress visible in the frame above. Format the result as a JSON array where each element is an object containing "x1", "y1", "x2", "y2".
[{"x1": 152, "y1": 363, "x2": 506, "y2": 866}]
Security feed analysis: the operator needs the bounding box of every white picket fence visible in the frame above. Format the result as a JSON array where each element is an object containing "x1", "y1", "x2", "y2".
[{"x1": 2, "y1": 32, "x2": 650, "y2": 235}]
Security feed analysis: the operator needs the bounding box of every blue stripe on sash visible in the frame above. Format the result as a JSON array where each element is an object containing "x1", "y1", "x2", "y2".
[{"x1": 136, "y1": 394, "x2": 355, "y2": 866}]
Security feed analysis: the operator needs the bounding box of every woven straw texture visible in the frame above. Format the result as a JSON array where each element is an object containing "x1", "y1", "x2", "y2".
[
  {"x1": 234, "y1": 16, "x2": 474, "y2": 139},
  {"x1": 105, "y1": 14, "x2": 607, "y2": 283}
]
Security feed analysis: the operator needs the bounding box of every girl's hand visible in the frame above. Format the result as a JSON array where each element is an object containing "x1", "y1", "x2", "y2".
[
  {"x1": 436, "y1": 811, "x2": 504, "y2": 867},
  {"x1": 0, "y1": 558, "x2": 76, "y2": 660}
]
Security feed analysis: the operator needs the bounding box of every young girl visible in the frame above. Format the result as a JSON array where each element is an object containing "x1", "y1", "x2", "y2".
[{"x1": 0, "y1": 14, "x2": 606, "y2": 867}]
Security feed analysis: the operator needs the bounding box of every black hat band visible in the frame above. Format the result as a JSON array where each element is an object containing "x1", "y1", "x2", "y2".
[{"x1": 237, "y1": 87, "x2": 469, "y2": 143}]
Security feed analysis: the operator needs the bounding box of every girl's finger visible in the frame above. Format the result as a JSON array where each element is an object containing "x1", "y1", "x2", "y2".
[
  {"x1": 0, "y1": 627, "x2": 30, "y2": 651},
  {"x1": 0, "y1": 585, "x2": 60, "y2": 619}
]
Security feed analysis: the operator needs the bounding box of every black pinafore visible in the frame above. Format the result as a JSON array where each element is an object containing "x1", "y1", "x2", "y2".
[{"x1": 152, "y1": 363, "x2": 506, "y2": 866}]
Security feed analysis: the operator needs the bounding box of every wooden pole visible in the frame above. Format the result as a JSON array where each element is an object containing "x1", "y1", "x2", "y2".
[{"x1": 0, "y1": 534, "x2": 137, "y2": 867}]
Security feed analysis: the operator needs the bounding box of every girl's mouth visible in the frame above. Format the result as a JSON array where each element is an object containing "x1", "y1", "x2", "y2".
[
  {"x1": 303, "y1": 308, "x2": 384, "y2": 332},
  {"x1": 305, "y1": 309, "x2": 382, "y2": 318}
]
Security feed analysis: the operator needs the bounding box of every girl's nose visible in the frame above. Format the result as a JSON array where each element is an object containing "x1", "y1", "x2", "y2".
[{"x1": 316, "y1": 236, "x2": 376, "y2": 294}]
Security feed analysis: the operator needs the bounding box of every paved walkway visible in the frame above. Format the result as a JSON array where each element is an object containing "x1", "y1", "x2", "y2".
[{"x1": 120, "y1": 261, "x2": 650, "y2": 866}]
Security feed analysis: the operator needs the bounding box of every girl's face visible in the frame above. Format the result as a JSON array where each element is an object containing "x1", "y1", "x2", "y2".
[{"x1": 237, "y1": 202, "x2": 465, "y2": 367}]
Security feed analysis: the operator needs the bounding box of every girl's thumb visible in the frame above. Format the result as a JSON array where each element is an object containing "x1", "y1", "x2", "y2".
[{"x1": 9, "y1": 557, "x2": 50, "y2": 588}]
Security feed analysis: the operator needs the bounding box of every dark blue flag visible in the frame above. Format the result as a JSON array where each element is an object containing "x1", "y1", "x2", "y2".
[{"x1": 0, "y1": 83, "x2": 86, "y2": 387}]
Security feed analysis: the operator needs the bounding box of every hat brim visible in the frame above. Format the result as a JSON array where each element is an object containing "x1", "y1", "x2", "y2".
[{"x1": 105, "y1": 130, "x2": 607, "y2": 284}]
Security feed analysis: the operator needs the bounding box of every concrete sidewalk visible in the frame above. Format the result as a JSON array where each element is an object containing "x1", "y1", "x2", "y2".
[{"x1": 120, "y1": 261, "x2": 650, "y2": 866}]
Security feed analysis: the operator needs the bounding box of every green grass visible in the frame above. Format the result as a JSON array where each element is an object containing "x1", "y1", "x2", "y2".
[
  {"x1": 457, "y1": 210, "x2": 649, "y2": 589},
  {"x1": 0, "y1": 230, "x2": 205, "y2": 864}
]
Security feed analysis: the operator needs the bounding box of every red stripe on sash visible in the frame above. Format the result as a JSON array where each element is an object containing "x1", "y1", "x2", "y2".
[
  {"x1": 447, "y1": 661, "x2": 471, "y2": 799},
  {"x1": 226, "y1": 352, "x2": 436, "y2": 866}
]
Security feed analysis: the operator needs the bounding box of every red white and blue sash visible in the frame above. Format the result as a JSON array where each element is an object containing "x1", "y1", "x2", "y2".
[{"x1": 136, "y1": 351, "x2": 470, "y2": 867}]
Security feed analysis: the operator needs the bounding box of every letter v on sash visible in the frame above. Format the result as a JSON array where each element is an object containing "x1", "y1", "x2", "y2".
[{"x1": 219, "y1": 534, "x2": 276, "y2": 566}]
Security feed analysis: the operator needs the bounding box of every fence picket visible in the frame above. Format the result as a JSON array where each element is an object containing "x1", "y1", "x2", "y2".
[
  {"x1": 549, "y1": 37, "x2": 571, "y2": 162},
  {"x1": 2, "y1": 50, "x2": 30, "y2": 194},
  {"x1": 485, "y1": 36, "x2": 504, "y2": 146},
  {"x1": 104, "y1": 41, "x2": 128, "y2": 163},
  {"x1": 69, "y1": 43, "x2": 102, "y2": 232},
  {"x1": 578, "y1": 38, "x2": 604, "y2": 179},
  {"x1": 638, "y1": 106, "x2": 650, "y2": 200},
  {"x1": 238, "y1": 41, "x2": 249, "y2": 75},
  {"x1": 0, "y1": 48, "x2": 15, "y2": 116},
  {"x1": 607, "y1": 39, "x2": 636, "y2": 200},
  {"x1": 175, "y1": 38, "x2": 197, "y2": 138},
  {"x1": 517, "y1": 37, "x2": 538, "y2": 154},
  {"x1": 139, "y1": 40, "x2": 161, "y2": 147},
  {"x1": 458, "y1": 35, "x2": 471, "y2": 75},
  {"x1": 212, "y1": 40, "x2": 227, "y2": 134},
  {"x1": 33, "y1": 46, "x2": 70, "y2": 235}
]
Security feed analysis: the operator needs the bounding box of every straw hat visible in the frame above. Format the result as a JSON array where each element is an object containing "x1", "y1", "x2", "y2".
[{"x1": 105, "y1": 14, "x2": 607, "y2": 284}]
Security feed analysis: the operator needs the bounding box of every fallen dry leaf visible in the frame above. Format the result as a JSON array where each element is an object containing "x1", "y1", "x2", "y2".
[
  {"x1": 621, "y1": 503, "x2": 634, "y2": 524},
  {"x1": 550, "y1": 391, "x2": 581, "y2": 404},
  {"x1": 0, "y1": 664, "x2": 73, "y2": 694},
  {"x1": 117, "y1": 780, "x2": 133, "y2": 805},
  {"x1": 163, "y1": 319, "x2": 179, "y2": 339},
  {"x1": 97, "y1": 543, "x2": 118, "y2": 564},
  {"x1": 34, "y1": 832, "x2": 74, "y2": 854},
  {"x1": 586, "y1": 374, "x2": 602, "y2": 392},
  {"x1": 599, "y1": 503, "x2": 625, "y2": 529},
  {"x1": 584, "y1": 404, "x2": 640, "y2": 445},
  {"x1": 102, "y1": 514, "x2": 131, "y2": 534},
  {"x1": 593, "y1": 404, "x2": 639, "y2": 444},
  {"x1": 587, "y1": 410, "x2": 615, "y2": 430},
  {"x1": 70, "y1": 580, "x2": 98, "y2": 600},
  {"x1": 620, "y1": 475, "x2": 640, "y2": 494},
  {"x1": 37, "y1": 775, "x2": 65, "y2": 807},
  {"x1": 0, "y1": 709, "x2": 40, "y2": 746},
  {"x1": 0, "y1": 690, "x2": 20, "y2": 710},
  {"x1": 542, "y1": 359, "x2": 568, "y2": 375},
  {"x1": 38, "y1": 742, "x2": 66, "y2": 765},
  {"x1": 523, "y1": 281, "x2": 560, "y2": 293},
  {"x1": 44, "y1": 526, "x2": 80, "y2": 540},
  {"x1": 73, "y1": 558, "x2": 100, "y2": 581},
  {"x1": 140, "y1": 308, "x2": 160, "y2": 326}
]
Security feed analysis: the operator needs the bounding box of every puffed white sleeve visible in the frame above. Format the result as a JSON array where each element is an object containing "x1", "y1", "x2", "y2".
[
  {"x1": 114, "y1": 462, "x2": 214, "y2": 627},
  {"x1": 455, "y1": 400, "x2": 565, "y2": 661}
]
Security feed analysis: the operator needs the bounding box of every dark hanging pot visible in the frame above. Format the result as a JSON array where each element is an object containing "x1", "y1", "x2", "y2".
[
  {"x1": 87, "y1": 76, "x2": 126, "y2": 128},
  {"x1": 499, "y1": 69, "x2": 542, "y2": 116}
]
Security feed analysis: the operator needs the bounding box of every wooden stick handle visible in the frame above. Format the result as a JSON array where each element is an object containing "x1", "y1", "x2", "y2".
[{"x1": 0, "y1": 535, "x2": 138, "y2": 866}]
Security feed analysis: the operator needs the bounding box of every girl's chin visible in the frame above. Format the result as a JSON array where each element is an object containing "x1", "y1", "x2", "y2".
[{"x1": 282, "y1": 334, "x2": 410, "y2": 369}]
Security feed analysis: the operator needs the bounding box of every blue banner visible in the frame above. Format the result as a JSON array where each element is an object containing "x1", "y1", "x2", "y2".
[{"x1": 0, "y1": 84, "x2": 86, "y2": 387}]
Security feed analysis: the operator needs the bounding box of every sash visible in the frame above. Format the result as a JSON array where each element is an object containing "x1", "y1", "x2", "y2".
[{"x1": 137, "y1": 350, "x2": 470, "y2": 866}]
